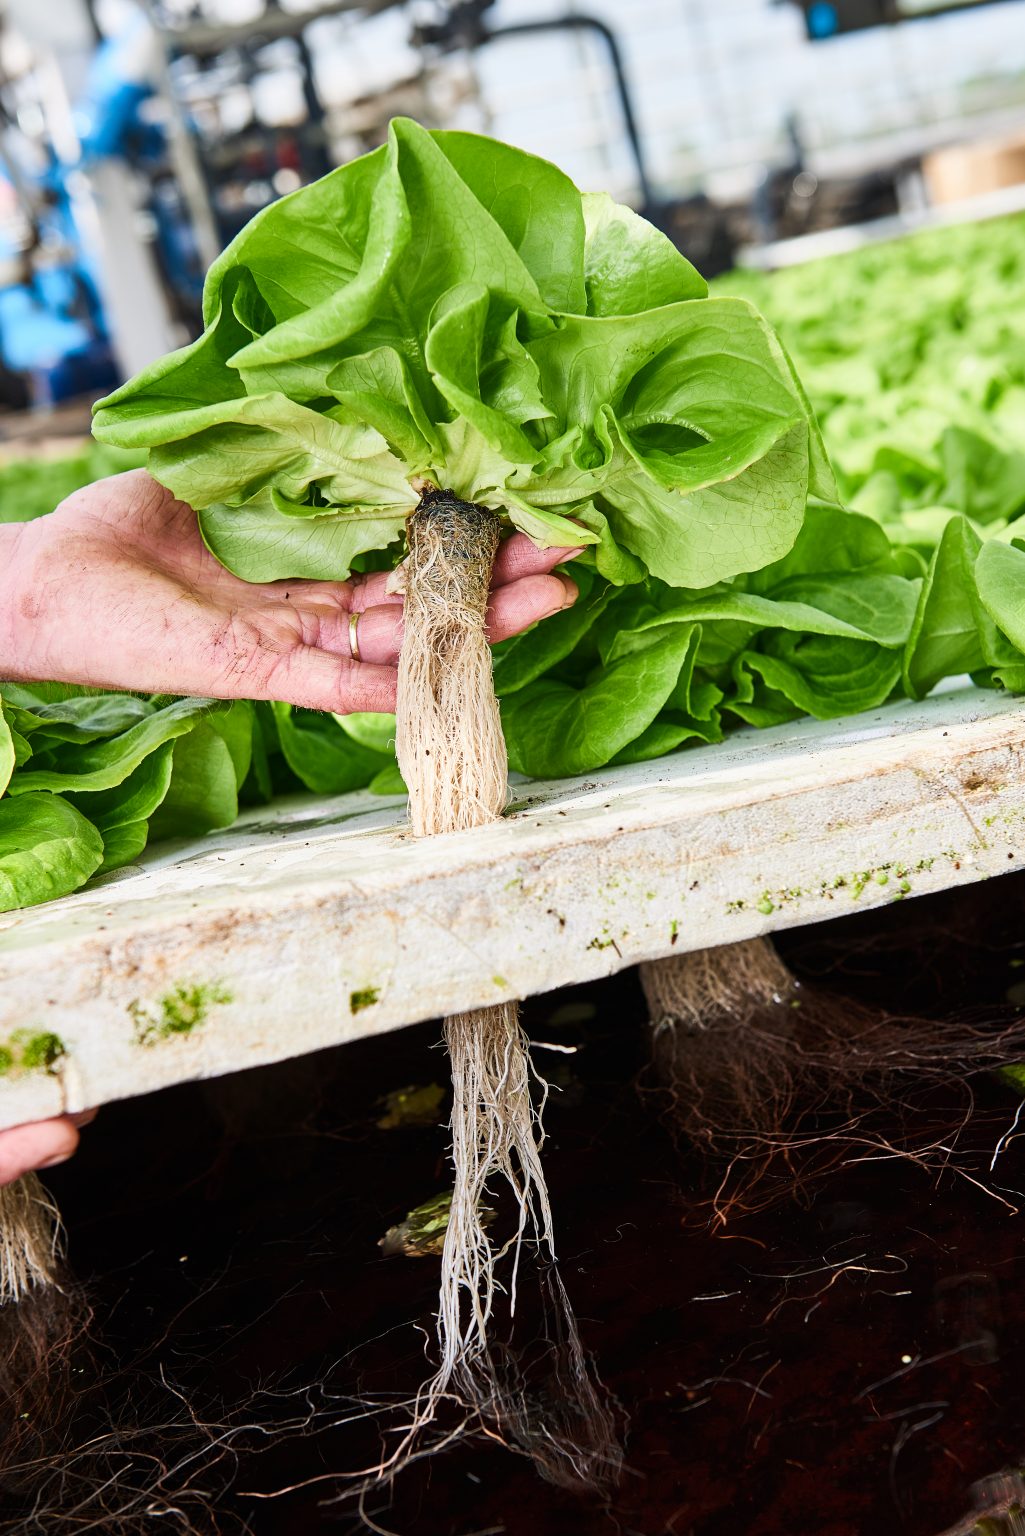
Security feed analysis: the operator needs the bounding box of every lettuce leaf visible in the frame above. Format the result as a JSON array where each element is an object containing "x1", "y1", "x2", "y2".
[{"x1": 0, "y1": 793, "x2": 105, "y2": 909}]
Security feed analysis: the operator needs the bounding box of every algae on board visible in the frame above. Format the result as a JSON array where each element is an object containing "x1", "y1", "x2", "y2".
[
  {"x1": 349, "y1": 987, "x2": 380, "y2": 1015},
  {"x1": 129, "y1": 982, "x2": 232, "y2": 1046},
  {"x1": 0, "y1": 1029, "x2": 66, "y2": 1077}
]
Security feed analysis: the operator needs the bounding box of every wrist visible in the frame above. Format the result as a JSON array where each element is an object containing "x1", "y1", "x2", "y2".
[{"x1": 0, "y1": 521, "x2": 37, "y2": 682}]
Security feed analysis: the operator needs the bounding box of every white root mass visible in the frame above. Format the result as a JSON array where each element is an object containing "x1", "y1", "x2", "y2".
[
  {"x1": 0, "y1": 1173, "x2": 64, "y2": 1306},
  {"x1": 392, "y1": 490, "x2": 618, "y2": 1489},
  {"x1": 394, "y1": 490, "x2": 549, "y2": 1416},
  {"x1": 641, "y1": 936, "x2": 796, "y2": 1035},
  {"x1": 395, "y1": 491, "x2": 506, "y2": 838}
]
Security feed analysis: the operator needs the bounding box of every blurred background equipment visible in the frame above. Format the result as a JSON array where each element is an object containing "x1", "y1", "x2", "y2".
[
  {"x1": 0, "y1": 0, "x2": 1024, "y2": 429},
  {"x1": 792, "y1": 0, "x2": 1012, "y2": 40}
]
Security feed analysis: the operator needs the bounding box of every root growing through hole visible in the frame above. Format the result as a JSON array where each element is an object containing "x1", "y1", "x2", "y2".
[
  {"x1": 384, "y1": 488, "x2": 619, "y2": 1492},
  {"x1": 641, "y1": 936, "x2": 1025, "y2": 1221},
  {"x1": 642, "y1": 936, "x2": 796, "y2": 1035},
  {"x1": 0, "y1": 1173, "x2": 64, "y2": 1305}
]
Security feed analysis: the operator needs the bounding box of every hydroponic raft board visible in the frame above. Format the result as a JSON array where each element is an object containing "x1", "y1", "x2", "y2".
[{"x1": 1, "y1": 681, "x2": 1023, "y2": 1129}]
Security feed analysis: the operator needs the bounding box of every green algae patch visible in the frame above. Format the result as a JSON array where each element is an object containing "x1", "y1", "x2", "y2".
[
  {"x1": 0, "y1": 1029, "x2": 67, "y2": 1078},
  {"x1": 377, "y1": 1082, "x2": 446, "y2": 1130},
  {"x1": 130, "y1": 981, "x2": 232, "y2": 1046},
  {"x1": 728, "y1": 850, "x2": 959, "y2": 922},
  {"x1": 587, "y1": 928, "x2": 618, "y2": 953},
  {"x1": 20, "y1": 1031, "x2": 66, "y2": 1071},
  {"x1": 378, "y1": 1190, "x2": 495, "y2": 1259},
  {"x1": 350, "y1": 986, "x2": 380, "y2": 1015},
  {"x1": 1000, "y1": 1064, "x2": 1025, "y2": 1095}
]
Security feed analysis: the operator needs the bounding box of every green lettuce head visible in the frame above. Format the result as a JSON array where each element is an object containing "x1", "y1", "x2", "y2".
[{"x1": 94, "y1": 118, "x2": 835, "y2": 591}]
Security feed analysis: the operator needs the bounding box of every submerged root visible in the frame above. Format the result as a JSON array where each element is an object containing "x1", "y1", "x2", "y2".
[
  {"x1": 641, "y1": 937, "x2": 1025, "y2": 1221},
  {"x1": 488, "y1": 1265, "x2": 622, "y2": 1491},
  {"x1": 0, "y1": 1173, "x2": 64, "y2": 1306},
  {"x1": 424, "y1": 1005, "x2": 620, "y2": 1489},
  {"x1": 0, "y1": 1280, "x2": 88, "y2": 1510},
  {"x1": 0, "y1": 1283, "x2": 267, "y2": 1535},
  {"x1": 384, "y1": 490, "x2": 619, "y2": 1493},
  {"x1": 356, "y1": 999, "x2": 620, "y2": 1499},
  {"x1": 438, "y1": 1004, "x2": 554, "y2": 1386}
]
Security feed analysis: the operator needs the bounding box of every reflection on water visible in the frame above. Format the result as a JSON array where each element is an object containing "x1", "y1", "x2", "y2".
[{"x1": 937, "y1": 1472, "x2": 1025, "y2": 1536}]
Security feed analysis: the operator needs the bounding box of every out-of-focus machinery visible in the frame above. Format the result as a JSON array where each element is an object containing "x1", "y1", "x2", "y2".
[
  {"x1": 410, "y1": 0, "x2": 738, "y2": 275},
  {"x1": 0, "y1": 0, "x2": 184, "y2": 408},
  {"x1": 746, "y1": 0, "x2": 1025, "y2": 264},
  {"x1": 790, "y1": 0, "x2": 1008, "y2": 40}
]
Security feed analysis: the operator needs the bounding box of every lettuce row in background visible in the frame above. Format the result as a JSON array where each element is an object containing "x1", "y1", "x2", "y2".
[
  {"x1": 0, "y1": 688, "x2": 245, "y2": 910},
  {"x1": 718, "y1": 212, "x2": 1025, "y2": 536},
  {"x1": 715, "y1": 213, "x2": 1025, "y2": 718},
  {"x1": 0, "y1": 442, "x2": 145, "y2": 525},
  {"x1": 494, "y1": 506, "x2": 1025, "y2": 777}
]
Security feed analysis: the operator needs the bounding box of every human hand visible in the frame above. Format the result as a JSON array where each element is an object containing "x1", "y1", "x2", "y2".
[
  {"x1": 0, "y1": 1111, "x2": 97, "y2": 1188},
  {"x1": 0, "y1": 470, "x2": 580, "y2": 1183},
  {"x1": 1, "y1": 469, "x2": 581, "y2": 713}
]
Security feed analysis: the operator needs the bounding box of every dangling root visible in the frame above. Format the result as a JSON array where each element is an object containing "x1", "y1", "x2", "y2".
[
  {"x1": 0, "y1": 1279, "x2": 86, "y2": 1498},
  {"x1": 384, "y1": 488, "x2": 619, "y2": 1491},
  {"x1": 485, "y1": 1265, "x2": 621, "y2": 1491},
  {"x1": 641, "y1": 937, "x2": 1025, "y2": 1221},
  {"x1": 0, "y1": 1173, "x2": 64, "y2": 1305},
  {"x1": 438, "y1": 1005, "x2": 553, "y2": 1387}
]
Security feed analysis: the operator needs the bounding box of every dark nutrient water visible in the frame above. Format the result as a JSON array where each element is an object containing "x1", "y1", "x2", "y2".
[{"x1": 5, "y1": 874, "x2": 1025, "y2": 1536}]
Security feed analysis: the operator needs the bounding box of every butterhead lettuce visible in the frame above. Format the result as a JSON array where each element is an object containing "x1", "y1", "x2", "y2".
[{"x1": 93, "y1": 118, "x2": 835, "y2": 591}]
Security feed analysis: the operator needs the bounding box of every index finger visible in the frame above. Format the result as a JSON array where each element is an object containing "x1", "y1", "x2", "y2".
[
  {"x1": 491, "y1": 531, "x2": 585, "y2": 589},
  {"x1": 357, "y1": 530, "x2": 585, "y2": 602}
]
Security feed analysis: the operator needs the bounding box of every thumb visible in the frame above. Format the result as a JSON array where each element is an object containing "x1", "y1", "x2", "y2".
[{"x1": 0, "y1": 1118, "x2": 80, "y2": 1185}]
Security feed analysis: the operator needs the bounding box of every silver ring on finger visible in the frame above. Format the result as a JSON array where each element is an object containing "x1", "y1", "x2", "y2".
[{"x1": 349, "y1": 610, "x2": 362, "y2": 663}]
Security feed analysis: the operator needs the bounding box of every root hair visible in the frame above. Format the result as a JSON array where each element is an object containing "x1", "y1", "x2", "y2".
[
  {"x1": 0, "y1": 1173, "x2": 65, "y2": 1306},
  {"x1": 641, "y1": 937, "x2": 1025, "y2": 1221}
]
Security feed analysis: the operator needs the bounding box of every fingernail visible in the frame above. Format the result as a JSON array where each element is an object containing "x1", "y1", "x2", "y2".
[
  {"x1": 558, "y1": 575, "x2": 579, "y2": 608},
  {"x1": 385, "y1": 562, "x2": 408, "y2": 597},
  {"x1": 38, "y1": 1150, "x2": 73, "y2": 1169},
  {"x1": 561, "y1": 546, "x2": 586, "y2": 560}
]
